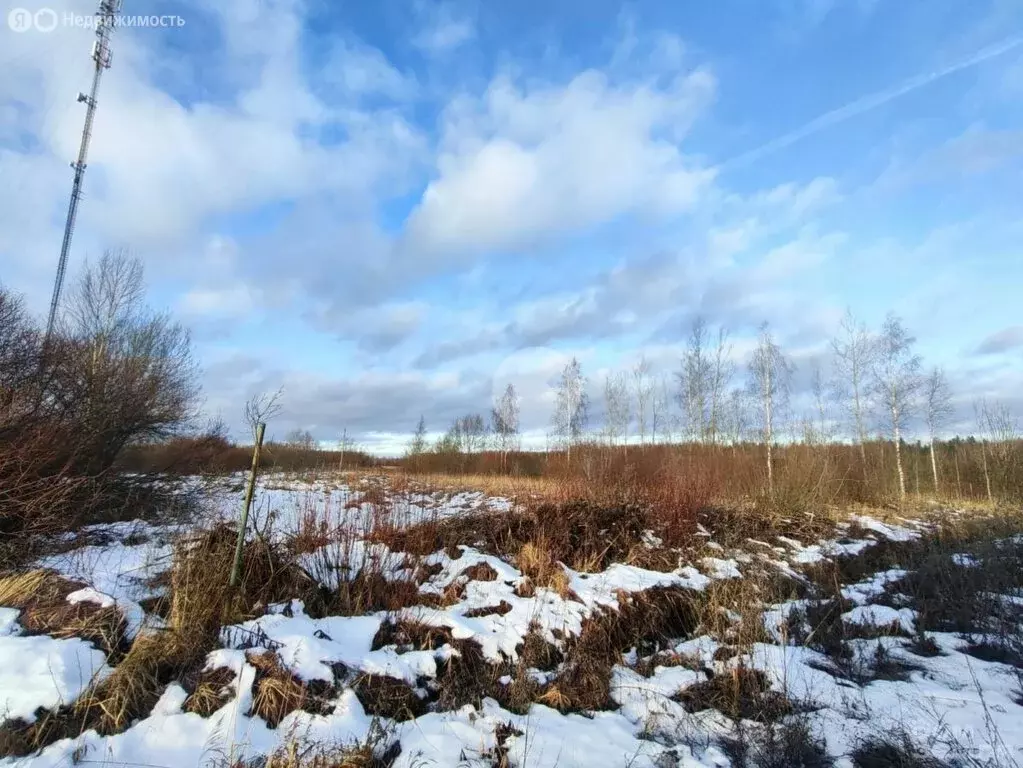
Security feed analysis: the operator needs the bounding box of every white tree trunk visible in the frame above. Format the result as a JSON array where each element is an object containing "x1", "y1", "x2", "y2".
[
  {"x1": 765, "y1": 366, "x2": 774, "y2": 494},
  {"x1": 929, "y1": 437, "x2": 939, "y2": 495},
  {"x1": 893, "y1": 409, "x2": 906, "y2": 498},
  {"x1": 981, "y1": 441, "x2": 992, "y2": 502}
]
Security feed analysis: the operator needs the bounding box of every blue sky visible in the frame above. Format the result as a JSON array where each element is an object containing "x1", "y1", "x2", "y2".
[{"x1": 2, "y1": 0, "x2": 1022, "y2": 452}]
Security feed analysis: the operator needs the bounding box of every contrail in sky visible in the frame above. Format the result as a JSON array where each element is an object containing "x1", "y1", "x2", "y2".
[{"x1": 721, "y1": 33, "x2": 1023, "y2": 171}]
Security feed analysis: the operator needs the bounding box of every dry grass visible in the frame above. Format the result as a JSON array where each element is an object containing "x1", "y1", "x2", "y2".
[
  {"x1": 0, "y1": 569, "x2": 127, "y2": 656},
  {"x1": 169, "y1": 524, "x2": 322, "y2": 630},
  {"x1": 371, "y1": 618, "x2": 453, "y2": 652},
  {"x1": 233, "y1": 729, "x2": 400, "y2": 768},
  {"x1": 723, "y1": 718, "x2": 834, "y2": 768},
  {"x1": 379, "y1": 496, "x2": 680, "y2": 578},
  {"x1": 677, "y1": 666, "x2": 794, "y2": 722},
  {"x1": 248, "y1": 654, "x2": 311, "y2": 727},
  {"x1": 524, "y1": 586, "x2": 701, "y2": 713},
  {"x1": 183, "y1": 667, "x2": 237, "y2": 717},
  {"x1": 351, "y1": 674, "x2": 425, "y2": 721},
  {"x1": 850, "y1": 734, "x2": 949, "y2": 768},
  {"x1": 3, "y1": 458, "x2": 1020, "y2": 762},
  {"x1": 0, "y1": 569, "x2": 65, "y2": 606},
  {"x1": 516, "y1": 539, "x2": 572, "y2": 595},
  {"x1": 0, "y1": 523, "x2": 332, "y2": 758},
  {"x1": 261, "y1": 744, "x2": 378, "y2": 768}
]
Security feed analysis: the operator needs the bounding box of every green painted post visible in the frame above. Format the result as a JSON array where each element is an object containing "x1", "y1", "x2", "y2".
[{"x1": 230, "y1": 422, "x2": 265, "y2": 588}]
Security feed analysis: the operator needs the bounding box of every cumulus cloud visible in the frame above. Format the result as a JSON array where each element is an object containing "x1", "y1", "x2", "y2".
[
  {"x1": 0, "y1": 0, "x2": 425, "y2": 298},
  {"x1": 412, "y1": 2, "x2": 476, "y2": 54},
  {"x1": 402, "y1": 65, "x2": 717, "y2": 256},
  {"x1": 3, "y1": 0, "x2": 1018, "y2": 452}
]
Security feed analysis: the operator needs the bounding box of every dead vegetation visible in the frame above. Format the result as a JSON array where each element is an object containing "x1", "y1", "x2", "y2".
[
  {"x1": 677, "y1": 667, "x2": 795, "y2": 723},
  {"x1": 501, "y1": 586, "x2": 701, "y2": 714},
  {"x1": 722, "y1": 718, "x2": 834, "y2": 768},
  {"x1": 183, "y1": 666, "x2": 237, "y2": 716},
  {"x1": 0, "y1": 523, "x2": 336, "y2": 758},
  {"x1": 233, "y1": 729, "x2": 400, "y2": 768},
  {"x1": 3, "y1": 461, "x2": 1022, "y2": 766},
  {"x1": 0, "y1": 569, "x2": 128, "y2": 656},
  {"x1": 376, "y1": 497, "x2": 660, "y2": 571},
  {"x1": 850, "y1": 733, "x2": 950, "y2": 768},
  {"x1": 351, "y1": 674, "x2": 426, "y2": 721},
  {"x1": 248, "y1": 651, "x2": 335, "y2": 727}
]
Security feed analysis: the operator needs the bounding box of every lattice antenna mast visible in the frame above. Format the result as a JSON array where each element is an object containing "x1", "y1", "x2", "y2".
[{"x1": 44, "y1": 0, "x2": 123, "y2": 341}]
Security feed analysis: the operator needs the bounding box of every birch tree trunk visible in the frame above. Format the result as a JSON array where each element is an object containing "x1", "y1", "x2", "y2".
[
  {"x1": 893, "y1": 410, "x2": 906, "y2": 498},
  {"x1": 765, "y1": 364, "x2": 774, "y2": 495},
  {"x1": 981, "y1": 440, "x2": 992, "y2": 502}
]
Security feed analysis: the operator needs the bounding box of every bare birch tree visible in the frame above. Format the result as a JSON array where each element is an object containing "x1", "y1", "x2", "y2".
[
  {"x1": 872, "y1": 314, "x2": 922, "y2": 499},
  {"x1": 748, "y1": 323, "x2": 793, "y2": 493},
  {"x1": 651, "y1": 374, "x2": 672, "y2": 445},
  {"x1": 809, "y1": 360, "x2": 832, "y2": 444},
  {"x1": 707, "y1": 326, "x2": 733, "y2": 444},
  {"x1": 337, "y1": 427, "x2": 355, "y2": 470},
  {"x1": 976, "y1": 398, "x2": 1020, "y2": 501},
  {"x1": 553, "y1": 358, "x2": 588, "y2": 465},
  {"x1": 924, "y1": 368, "x2": 953, "y2": 494},
  {"x1": 831, "y1": 309, "x2": 874, "y2": 464},
  {"x1": 677, "y1": 317, "x2": 711, "y2": 441},
  {"x1": 602, "y1": 371, "x2": 630, "y2": 446},
  {"x1": 492, "y1": 384, "x2": 520, "y2": 470},
  {"x1": 632, "y1": 356, "x2": 652, "y2": 444},
  {"x1": 724, "y1": 388, "x2": 751, "y2": 448},
  {"x1": 408, "y1": 415, "x2": 428, "y2": 465},
  {"x1": 459, "y1": 414, "x2": 488, "y2": 456},
  {"x1": 285, "y1": 428, "x2": 316, "y2": 449}
]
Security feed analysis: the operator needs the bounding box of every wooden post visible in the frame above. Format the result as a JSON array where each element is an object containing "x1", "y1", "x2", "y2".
[{"x1": 230, "y1": 422, "x2": 265, "y2": 588}]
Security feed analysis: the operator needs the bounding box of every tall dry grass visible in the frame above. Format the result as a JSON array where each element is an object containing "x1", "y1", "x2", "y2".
[{"x1": 400, "y1": 438, "x2": 1023, "y2": 511}]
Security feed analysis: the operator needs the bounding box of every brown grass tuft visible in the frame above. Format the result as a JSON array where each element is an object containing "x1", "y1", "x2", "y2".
[
  {"x1": 463, "y1": 600, "x2": 513, "y2": 618},
  {"x1": 332, "y1": 574, "x2": 436, "y2": 615},
  {"x1": 0, "y1": 569, "x2": 128, "y2": 655},
  {"x1": 351, "y1": 675, "x2": 425, "y2": 721},
  {"x1": 247, "y1": 651, "x2": 335, "y2": 727},
  {"x1": 252, "y1": 674, "x2": 308, "y2": 728},
  {"x1": 516, "y1": 540, "x2": 572, "y2": 596},
  {"x1": 0, "y1": 569, "x2": 70, "y2": 607},
  {"x1": 675, "y1": 667, "x2": 793, "y2": 722},
  {"x1": 170, "y1": 525, "x2": 320, "y2": 631},
  {"x1": 183, "y1": 667, "x2": 237, "y2": 717},
  {"x1": 458, "y1": 562, "x2": 498, "y2": 581},
  {"x1": 248, "y1": 734, "x2": 400, "y2": 768},
  {"x1": 433, "y1": 638, "x2": 511, "y2": 712},
  {"x1": 536, "y1": 586, "x2": 700, "y2": 712},
  {"x1": 371, "y1": 618, "x2": 452, "y2": 651}
]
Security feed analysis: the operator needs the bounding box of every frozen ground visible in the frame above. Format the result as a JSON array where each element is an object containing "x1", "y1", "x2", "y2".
[{"x1": 1, "y1": 474, "x2": 1021, "y2": 767}]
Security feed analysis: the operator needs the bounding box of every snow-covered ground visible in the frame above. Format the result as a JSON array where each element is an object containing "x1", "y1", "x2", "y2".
[{"x1": 1, "y1": 475, "x2": 1021, "y2": 767}]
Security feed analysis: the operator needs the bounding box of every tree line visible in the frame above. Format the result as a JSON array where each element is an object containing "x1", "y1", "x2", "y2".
[{"x1": 406, "y1": 313, "x2": 1019, "y2": 500}]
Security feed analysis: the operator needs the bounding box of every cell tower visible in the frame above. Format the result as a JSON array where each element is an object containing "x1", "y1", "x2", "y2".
[{"x1": 44, "y1": 0, "x2": 124, "y2": 341}]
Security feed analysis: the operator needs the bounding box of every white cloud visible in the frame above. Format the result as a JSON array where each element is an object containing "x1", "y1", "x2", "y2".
[
  {"x1": 404, "y1": 66, "x2": 717, "y2": 256},
  {"x1": 0, "y1": 0, "x2": 425, "y2": 302},
  {"x1": 753, "y1": 177, "x2": 842, "y2": 218},
  {"x1": 322, "y1": 39, "x2": 417, "y2": 100},
  {"x1": 412, "y1": 2, "x2": 476, "y2": 54}
]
